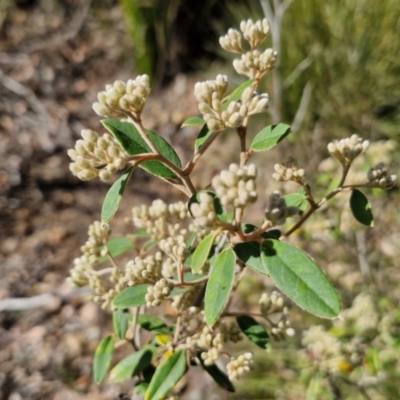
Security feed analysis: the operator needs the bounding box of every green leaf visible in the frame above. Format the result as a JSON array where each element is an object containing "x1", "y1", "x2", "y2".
[
  {"x1": 284, "y1": 192, "x2": 307, "y2": 211},
  {"x1": 205, "y1": 248, "x2": 236, "y2": 327},
  {"x1": 181, "y1": 116, "x2": 205, "y2": 127},
  {"x1": 137, "y1": 314, "x2": 171, "y2": 334},
  {"x1": 194, "y1": 124, "x2": 213, "y2": 152},
  {"x1": 236, "y1": 315, "x2": 271, "y2": 350},
  {"x1": 234, "y1": 241, "x2": 268, "y2": 275},
  {"x1": 93, "y1": 335, "x2": 115, "y2": 384},
  {"x1": 113, "y1": 284, "x2": 150, "y2": 308},
  {"x1": 200, "y1": 359, "x2": 235, "y2": 392},
  {"x1": 107, "y1": 237, "x2": 133, "y2": 257},
  {"x1": 250, "y1": 124, "x2": 291, "y2": 152},
  {"x1": 135, "y1": 382, "x2": 149, "y2": 395},
  {"x1": 191, "y1": 231, "x2": 217, "y2": 273},
  {"x1": 349, "y1": 189, "x2": 374, "y2": 226},
  {"x1": 145, "y1": 350, "x2": 187, "y2": 400},
  {"x1": 223, "y1": 79, "x2": 255, "y2": 107},
  {"x1": 103, "y1": 119, "x2": 181, "y2": 179},
  {"x1": 261, "y1": 240, "x2": 341, "y2": 318},
  {"x1": 110, "y1": 345, "x2": 155, "y2": 382},
  {"x1": 113, "y1": 308, "x2": 132, "y2": 340},
  {"x1": 101, "y1": 167, "x2": 134, "y2": 223}
]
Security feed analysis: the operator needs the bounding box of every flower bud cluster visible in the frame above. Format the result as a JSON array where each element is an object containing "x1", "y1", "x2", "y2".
[
  {"x1": 194, "y1": 74, "x2": 235, "y2": 131},
  {"x1": 118, "y1": 252, "x2": 164, "y2": 289},
  {"x1": 226, "y1": 352, "x2": 254, "y2": 380},
  {"x1": 194, "y1": 75, "x2": 269, "y2": 131},
  {"x1": 68, "y1": 129, "x2": 127, "y2": 182},
  {"x1": 240, "y1": 87, "x2": 269, "y2": 115},
  {"x1": 212, "y1": 163, "x2": 258, "y2": 208},
  {"x1": 265, "y1": 191, "x2": 298, "y2": 225},
  {"x1": 68, "y1": 255, "x2": 94, "y2": 287},
  {"x1": 233, "y1": 49, "x2": 277, "y2": 79},
  {"x1": 131, "y1": 200, "x2": 189, "y2": 240},
  {"x1": 198, "y1": 327, "x2": 224, "y2": 366},
  {"x1": 190, "y1": 192, "x2": 219, "y2": 229},
  {"x1": 159, "y1": 235, "x2": 188, "y2": 262},
  {"x1": 272, "y1": 157, "x2": 306, "y2": 183},
  {"x1": 145, "y1": 278, "x2": 174, "y2": 307},
  {"x1": 80, "y1": 221, "x2": 111, "y2": 261},
  {"x1": 219, "y1": 29, "x2": 243, "y2": 53},
  {"x1": 240, "y1": 18, "x2": 271, "y2": 49},
  {"x1": 259, "y1": 291, "x2": 295, "y2": 340},
  {"x1": 328, "y1": 134, "x2": 370, "y2": 166},
  {"x1": 367, "y1": 163, "x2": 396, "y2": 189},
  {"x1": 92, "y1": 75, "x2": 151, "y2": 119}
]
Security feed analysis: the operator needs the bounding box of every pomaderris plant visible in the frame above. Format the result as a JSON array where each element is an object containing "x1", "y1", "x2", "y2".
[{"x1": 67, "y1": 18, "x2": 396, "y2": 399}]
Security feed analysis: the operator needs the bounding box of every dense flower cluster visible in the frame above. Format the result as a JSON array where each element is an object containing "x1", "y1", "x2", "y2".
[
  {"x1": 92, "y1": 75, "x2": 151, "y2": 119},
  {"x1": 68, "y1": 129, "x2": 128, "y2": 182},
  {"x1": 273, "y1": 157, "x2": 306, "y2": 183},
  {"x1": 212, "y1": 163, "x2": 258, "y2": 208},
  {"x1": 328, "y1": 134, "x2": 369, "y2": 166},
  {"x1": 194, "y1": 75, "x2": 269, "y2": 131},
  {"x1": 226, "y1": 352, "x2": 254, "y2": 380},
  {"x1": 190, "y1": 192, "x2": 219, "y2": 229}
]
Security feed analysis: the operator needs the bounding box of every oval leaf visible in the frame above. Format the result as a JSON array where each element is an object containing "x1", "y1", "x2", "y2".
[
  {"x1": 101, "y1": 167, "x2": 134, "y2": 223},
  {"x1": 250, "y1": 123, "x2": 291, "y2": 152},
  {"x1": 205, "y1": 248, "x2": 236, "y2": 327},
  {"x1": 349, "y1": 189, "x2": 374, "y2": 226},
  {"x1": 191, "y1": 231, "x2": 217, "y2": 273},
  {"x1": 234, "y1": 241, "x2": 268, "y2": 275},
  {"x1": 284, "y1": 192, "x2": 307, "y2": 211},
  {"x1": 103, "y1": 119, "x2": 181, "y2": 179},
  {"x1": 181, "y1": 116, "x2": 205, "y2": 127},
  {"x1": 113, "y1": 308, "x2": 132, "y2": 339},
  {"x1": 93, "y1": 335, "x2": 115, "y2": 384},
  {"x1": 261, "y1": 240, "x2": 341, "y2": 318},
  {"x1": 145, "y1": 350, "x2": 187, "y2": 400},
  {"x1": 110, "y1": 345, "x2": 155, "y2": 382},
  {"x1": 236, "y1": 315, "x2": 270, "y2": 350},
  {"x1": 113, "y1": 284, "x2": 150, "y2": 308},
  {"x1": 107, "y1": 237, "x2": 133, "y2": 257}
]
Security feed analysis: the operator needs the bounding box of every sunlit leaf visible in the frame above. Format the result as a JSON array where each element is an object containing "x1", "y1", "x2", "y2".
[
  {"x1": 250, "y1": 124, "x2": 291, "y2": 152},
  {"x1": 145, "y1": 350, "x2": 187, "y2": 400},
  {"x1": 191, "y1": 231, "x2": 217, "y2": 273},
  {"x1": 101, "y1": 167, "x2": 134, "y2": 223},
  {"x1": 93, "y1": 335, "x2": 115, "y2": 384},
  {"x1": 103, "y1": 119, "x2": 181, "y2": 179},
  {"x1": 223, "y1": 78, "x2": 255, "y2": 107},
  {"x1": 110, "y1": 345, "x2": 155, "y2": 382},
  {"x1": 261, "y1": 240, "x2": 341, "y2": 318},
  {"x1": 205, "y1": 248, "x2": 236, "y2": 327},
  {"x1": 113, "y1": 284, "x2": 150, "y2": 308},
  {"x1": 349, "y1": 189, "x2": 374, "y2": 226},
  {"x1": 181, "y1": 116, "x2": 205, "y2": 127},
  {"x1": 236, "y1": 315, "x2": 270, "y2": 349},
  {"x1": 107, "y1": 237, "x2": 133, "y2": 257}
]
